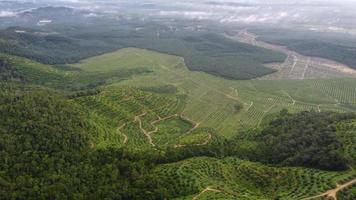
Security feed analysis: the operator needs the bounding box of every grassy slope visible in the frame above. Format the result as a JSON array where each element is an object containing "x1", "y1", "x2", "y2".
[{"x1": 72, "y1": 48, "x2": 356, "y2": 137}]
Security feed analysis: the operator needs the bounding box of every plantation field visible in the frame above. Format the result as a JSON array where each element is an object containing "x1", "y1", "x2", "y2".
[
  {"x1": 73, "y1": 48, "x2": 356, "y2": 137},
  {"x1": 154, "y1": 156, "x2": 356, "y2": 200}
]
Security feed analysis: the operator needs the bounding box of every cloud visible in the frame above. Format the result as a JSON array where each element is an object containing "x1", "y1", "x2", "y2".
[
  {"x1": 158, "y1": 11, "x2": 215, "y2": 19},
  {"x1": 0, "y1": 11, "x2": 17, "y2": 17}
]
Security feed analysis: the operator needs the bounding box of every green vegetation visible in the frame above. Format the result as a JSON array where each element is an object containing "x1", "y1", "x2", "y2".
[
  {"x1": 0, "y1": 58, "x2": 24, "y2": 81},
  {"x1": 257, "y1": 110, "x2": 355, "y2": 170},
  {"x1": 141, "y1": 84, "x2": 178, "y2": 94},
  {"x1": 0, "y1": 83, "x2": 169, "y2": 199},
  {"x1": 338, "y1": 185, "x2": 356, "y2": 200},
  {"x1": 337, "y1": 120, "x2": 356, "y2": 167},
  {"x1": 1, "y1": 83, "x2": 355, "y2": 199},
  {"x1": 1, "y1": 42, "x2": 356, "y2": 199},
  {"x1": 120, "y1": 33, "x2": 285, "y2": 79},
  {"x1": 154, "y1": 156, "x2": 355, "y2": 200},
  {"x1": 73, "y1": 86, "x2": 187, "y2": 150},
  {"x1": 74, "y1": 48, "x2": 356, "y2": 137}
]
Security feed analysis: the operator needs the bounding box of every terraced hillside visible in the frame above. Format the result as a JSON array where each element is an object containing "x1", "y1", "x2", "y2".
[
  {"x1": 73, "y1": 86, "x2": 222, "y2": 150},
  {"x1": 72, "y1": 48, "x2": 356, "y2": 137}
]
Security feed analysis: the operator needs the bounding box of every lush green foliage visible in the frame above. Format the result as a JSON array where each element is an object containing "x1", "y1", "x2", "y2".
[
  {"x1": 1, "y1": 83, "x2": 355, "y2": 199},
  {"x1": 0, "y1": 58, "x2": 24, "y2": 81},
  {"x1": 0, "y1": 84, "x2": 167, "y2": 200},
  {"x1": 338, "y1": 184, "x2": 356, "y2": 200},
  {"x1": 257, "y1": 110, "x2": 355, "y2": 170},
  {"x1": 153, "y1": 156, "x2": 355, "y2": 200}
]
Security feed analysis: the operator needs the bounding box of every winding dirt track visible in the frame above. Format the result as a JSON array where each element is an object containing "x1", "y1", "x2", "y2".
[
  {"x1": 117, "y1": 123, "x2": 128, "y2": 144},
  {"x1": 134, "y1": 112, "x2": 156, "y2": 146},
  {"x1": 180, "y1": 114, "x2": 200, "y2": 134},
  {"x1": 123, "y1": 109, "x2": 201, "y2": 147},
  {"x1": 151, "y1": 114, "x2": 178, "y2": 125},
  {"x1": 192, "y1": 187, "x2": 222, "y2": 200},
  {"x1": 302, "y1": 178, "x2": 356, "y2": 200},
  {"x1": 282, "y1": 90, "x2": 296, "y2": 105}
]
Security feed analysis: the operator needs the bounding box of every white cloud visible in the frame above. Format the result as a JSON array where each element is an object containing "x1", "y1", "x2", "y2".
[{"x1": 0, "y1": 11, "x2": 17, "y2": 17}]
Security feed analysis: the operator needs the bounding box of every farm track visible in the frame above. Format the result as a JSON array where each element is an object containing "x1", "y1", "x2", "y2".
[
  {"x1": 301, "y1": 58, "x2": 311, "y2": 80},
  {"x1": 180, "y1": 114, "x2": 200, "y2": 134},
  {"x1": 151, "y1": 114, "x2": 178, "y2": 125},
  {"x1": 134, "y1": 112, "x2": 156, "y2": 146},
  {"x1": 117, "y1": 123, "x2": 128, "y2": 144},
  {"x1": 192, "y1": 186, "x2": 222, "y2": 200},
  {"x1": 246, "y1": 102, "x2": 254, "y2": 111},
  {"x1": 302, "y1": 178, "x2": 356, "y2": 200},
  {"x1": 290, "y1": 55, "x2": 298, "y2": 75},
  {"x1": 130, "y1": 111, "x2": 200, "y2": 147},
  {"x1": 282, "y1": 90, "x2": 296, "y2": 105}
]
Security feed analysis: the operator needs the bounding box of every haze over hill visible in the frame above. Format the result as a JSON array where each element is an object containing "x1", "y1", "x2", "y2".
[{"x1": 2, "y1": 0, "x2": 356, "y2": 30}]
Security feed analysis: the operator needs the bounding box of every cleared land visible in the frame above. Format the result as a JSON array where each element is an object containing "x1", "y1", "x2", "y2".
[
  {"x1": 227, "y1": 31, "x2": 356, "y2": 80},
  {"x1": 72, "y1": 48, "x2": 356, "y2": 138}
]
